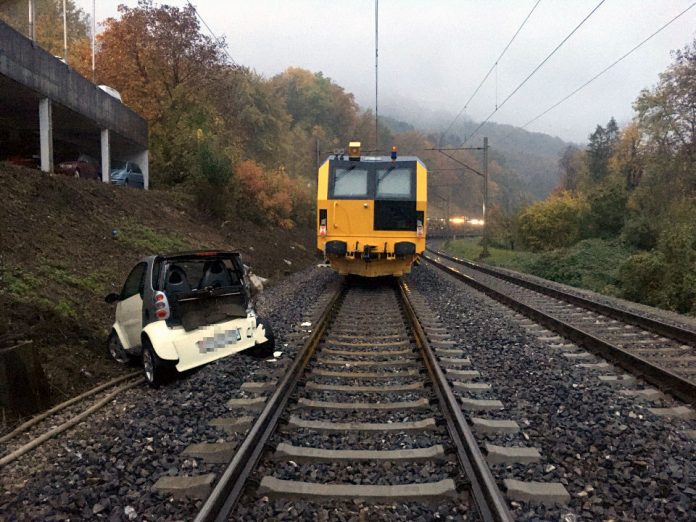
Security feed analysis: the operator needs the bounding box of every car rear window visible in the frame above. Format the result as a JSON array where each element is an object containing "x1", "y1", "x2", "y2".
[{"x1": 159, "y1": 257, "x2": 243, "y2": 292}]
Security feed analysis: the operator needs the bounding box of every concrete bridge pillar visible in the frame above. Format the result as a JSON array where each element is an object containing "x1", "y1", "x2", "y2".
[
  {"x1": 101, "y1": 129, "x2": 111, "y2": 183},
  {"x1": 39, "y1": 97, "x2": 53, "y2": 172},
  {"x1": 134, "y1": 149, "x2": 149, "y2": 189}
]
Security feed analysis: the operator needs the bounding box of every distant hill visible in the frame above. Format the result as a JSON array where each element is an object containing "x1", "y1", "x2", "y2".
[{"x1": 380, "y1": 100, "x2": 574, "y2": 201}]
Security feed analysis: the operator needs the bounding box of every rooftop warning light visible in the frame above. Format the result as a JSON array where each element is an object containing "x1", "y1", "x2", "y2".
[
  {"x1": 391, "y1": 146, "x2": 397, "y2": 161},
  {"x1": 348, "y1": 141, "x2": 361, "y2": 161}
]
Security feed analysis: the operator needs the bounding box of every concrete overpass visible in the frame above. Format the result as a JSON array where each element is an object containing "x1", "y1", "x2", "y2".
[{"x1": 0, "y1": 20, "x2": 149, "y2": 187}]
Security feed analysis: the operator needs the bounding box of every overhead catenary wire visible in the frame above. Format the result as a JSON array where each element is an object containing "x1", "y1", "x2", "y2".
[
  {"x1": 462, "y1": 0, "x2": 607, "y2": 145},
  {"x1": 440, "y1": 0, "x2": 542, "y2": 142},
  {"x1": 515, "y1": 1, "x2": 696, "y2": 133},
  {"x1": 187, "y1": 1, "x2": 238, "y2": 66}
]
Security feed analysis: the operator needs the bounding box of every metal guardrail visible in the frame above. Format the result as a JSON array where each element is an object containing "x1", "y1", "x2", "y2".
[{"x1": 423, "y1": 251, "x2": 696, "y2": 405}]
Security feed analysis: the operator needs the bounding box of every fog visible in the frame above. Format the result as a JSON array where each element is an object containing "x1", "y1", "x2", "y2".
[{"x1": 77, "y1": 0, "x2": 695, "y2": 143}]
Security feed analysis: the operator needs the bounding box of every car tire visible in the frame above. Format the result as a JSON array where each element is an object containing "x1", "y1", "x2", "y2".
[
  {"x1": 107, "y1": 331, "x2": 130, "y2": 364},
  {"x1": 74, "y1": 169, "x2": 80, "y2": 179},
  {"x1": 142, "y1": 338, "x2": 173, "y2": 388},
  {"x1": 244, "y1": 317, "x2": 275, "y2": 359}
]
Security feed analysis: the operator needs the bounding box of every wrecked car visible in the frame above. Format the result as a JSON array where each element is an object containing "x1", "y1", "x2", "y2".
[{"x1": 105, "y1": 251, "x2": 274, "y2": 387}]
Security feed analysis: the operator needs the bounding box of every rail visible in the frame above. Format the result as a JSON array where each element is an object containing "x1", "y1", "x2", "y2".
[{"x1": 423, "y1": 250, "x2": 696, "y2": 404}]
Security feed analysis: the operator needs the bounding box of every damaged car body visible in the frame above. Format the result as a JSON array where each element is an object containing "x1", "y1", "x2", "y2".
[{"x1": 105, "y1": 251, "x2": 274, "y2": 387}]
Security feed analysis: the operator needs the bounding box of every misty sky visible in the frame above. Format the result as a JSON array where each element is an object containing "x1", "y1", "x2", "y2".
[{"x1": 75, "y1": 0, "x2": 696, "y2": 143}]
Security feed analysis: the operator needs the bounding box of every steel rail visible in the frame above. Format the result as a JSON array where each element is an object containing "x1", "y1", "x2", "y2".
[
  {"x1": 427, "y1": 247, "x2": 696, "y2": 346},
  {"x1": 193, "y1": 284, "x2": 345, "y2": 522},
  {"x1": 398, "y1": 280, "x2": 513, "y2": 522},
  {"x1": 423, "y1": 253, "x2": 696, "y2": 405}
]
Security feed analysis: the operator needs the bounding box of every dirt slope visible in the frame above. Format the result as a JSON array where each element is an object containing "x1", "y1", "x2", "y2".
[{"x1": 0, "y1": 164, "x2": 318, "y2": 420}]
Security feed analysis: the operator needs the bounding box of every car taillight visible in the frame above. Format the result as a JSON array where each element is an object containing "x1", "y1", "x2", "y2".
[
  {"x1": 319, "y1": 225, "x2": 327, "y2": 236},
  {"x1": 417, "y1": 220, "x2": 424, "y2": 237},
  {"x1": 154, "y1": 291, "x2": 170, "y2": 320}
]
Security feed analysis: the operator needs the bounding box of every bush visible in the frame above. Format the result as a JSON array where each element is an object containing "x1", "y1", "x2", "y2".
[
  {"x1": 619, "y1": 200, "x2": 696, "y2": 313},
  {"x1": 586, "y1": 182, "x2": 627, "y2": 238},
  {"x1": 525, "y1": 238, "x2": 628, "y2": 295},
  {"x1": 618, "y1": 251, "x2": 666, "y2": 306},
  {"x1": 622, "y1": 213, "x2": 658, "y2": 250},
  {"x1": 517, "y1": 192, "x2": 589, "y2": 251}
]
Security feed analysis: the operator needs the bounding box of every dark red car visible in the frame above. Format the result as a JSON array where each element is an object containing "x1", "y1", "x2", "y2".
[{"x1": 56, "y1": 154, "x2": 100, "y2": 180}]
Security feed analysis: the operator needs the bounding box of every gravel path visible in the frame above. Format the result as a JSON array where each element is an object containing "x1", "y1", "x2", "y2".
[
  {"x1": 0, "y1": 266, "x2": 339, "y2": 521},
  {"x1": 407, "y1": 263, "x2": 695, "y2": 521}
]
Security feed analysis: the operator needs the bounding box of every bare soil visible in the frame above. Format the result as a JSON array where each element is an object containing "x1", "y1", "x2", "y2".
[{"x1": 0, "y1": 163, "x2": 318, "y2": 425}]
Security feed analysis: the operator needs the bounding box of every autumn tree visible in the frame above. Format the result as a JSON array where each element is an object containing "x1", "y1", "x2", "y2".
[
  {"x1": 96, "y1": 0, "x2": 226, "y2": 122},
  {"x1": 0, "y1": 0, "x2": 90, "y2": 58},
  {"x1": 634, "y1": 39, "x2": 696, "y2": 184},
  {"x1": 271, "y1": 68, "x2": 359, "y2": 145}
]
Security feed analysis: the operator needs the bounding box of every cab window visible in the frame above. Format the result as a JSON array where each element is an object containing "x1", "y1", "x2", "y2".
[
  {"x1": 376, "y1": 168, "x2": 413, "y2": 199},
  {"x1": 121, "y1": 262, "x2": 147, "y2": 299},
  {"x1": 332, "y1": 167, "x2": 369, "y2": 198}
]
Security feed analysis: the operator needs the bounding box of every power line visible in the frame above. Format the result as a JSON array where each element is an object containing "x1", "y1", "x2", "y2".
[
  {"x1": 462, "y1": 0, "x2": 607, "y2": 145},
  {"x1": 187, "y1": 2, "x2": 238, "y2": 66},
  {"x1": 441, "y1": 0, "x2": 542, "y2": 141},
  {"x1": 515, "y1": 2, "x2": 696, "y2": 133}
]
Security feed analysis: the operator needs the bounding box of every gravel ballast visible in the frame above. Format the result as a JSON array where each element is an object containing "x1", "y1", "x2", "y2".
[
  {"x1": 407, "y1": 263, "x2": 695, "y2": 521},
  {"x1": 0, "y1": 266, "x2": 339, "y2": 521}
]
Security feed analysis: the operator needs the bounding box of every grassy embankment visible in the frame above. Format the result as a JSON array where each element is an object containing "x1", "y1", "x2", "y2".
[{"x1": 441, "y1": 237, "x2": 634, "y2": 298}]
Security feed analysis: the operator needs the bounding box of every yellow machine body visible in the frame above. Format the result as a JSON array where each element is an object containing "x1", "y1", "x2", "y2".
[{"x1": 317, "y1": 154, "x2": 427, "y2": 277}]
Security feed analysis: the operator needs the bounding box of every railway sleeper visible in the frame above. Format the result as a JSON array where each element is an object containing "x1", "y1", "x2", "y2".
[
  {"x1": 285, "y1": 415, "x2": 437, "y2": 432},
  {"x1": 256, "y1": 477, "x2": 460, "y2": 503},
  {"x1": 270, "y1": 442, "x2": 448, "y2": 462}
]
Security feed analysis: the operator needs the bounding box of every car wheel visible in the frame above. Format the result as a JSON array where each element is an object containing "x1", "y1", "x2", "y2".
[
  {"x1": 107, "y1": 331, "x2": 130, "y2": 364},
  {"x1": 142, "y1": 338, "x2": 173, "y2": 388},
  {"x1": 245, "y1": 317, "x2": 275, "y2": 359},
  {"x1": 74, "y1": 169, "x2": 80, "y2": 179}
]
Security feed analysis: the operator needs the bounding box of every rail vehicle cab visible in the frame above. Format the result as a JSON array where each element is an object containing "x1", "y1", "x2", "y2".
[{"x1": 317, "y1": 142, "x2": 427, "y2": 277}]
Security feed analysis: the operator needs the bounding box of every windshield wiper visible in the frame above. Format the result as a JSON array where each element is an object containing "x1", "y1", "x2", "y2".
[
  {"x1": 334, "y1": 165, "x2": 356, "y2": 182},
  {"x1": 378, "y1": 165, "x2": 396, "y2": 182}
]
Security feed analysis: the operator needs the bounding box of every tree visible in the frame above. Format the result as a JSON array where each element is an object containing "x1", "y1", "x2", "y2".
[
  {"x1": 95, "y1": 0, "x2": 226, "y2": 123},
  {"x1": 271, "y1": 68, "x2": 359, "y2": 146},
  {"x1": 609, "y1": 122, "x2": 643, "y2": 191},
  {"x1": 587, "y1": 117, "x2": 619, "y2": 182},
  {"x1": 634, "y1": 39, "x2": 696, "y2": 183},
  {"x1": 517, "y1": 192, "x2": 589, "y2": 251},
  {"x1": 558, "y1": 145, "x2": 585, "y2": 191},
  {"x1": 0, "y1": 0, "x2": 90, "y2": 58}
]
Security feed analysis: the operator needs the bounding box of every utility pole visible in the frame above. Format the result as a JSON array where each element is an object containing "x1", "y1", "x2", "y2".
[
  {"x1": 91, "y1": 0, "x2": 96, "y2": 82},
  {"x1": 62, "y1": 0, "x2": 68, "y2": 62},
  {"x1": 426, "y1": 140, "x2": 491, "y2": 258},
  {"x1": 374, "y1": 0, "x2": 379, "y2": 153},
  {"x1": 481, "y1": 137, "x2": 490, "y2": 257}
]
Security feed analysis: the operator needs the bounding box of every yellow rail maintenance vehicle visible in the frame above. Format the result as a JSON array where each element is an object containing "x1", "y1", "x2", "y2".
[{"x1": 317, "y1": 141, "x2": 427, "y2": 277}]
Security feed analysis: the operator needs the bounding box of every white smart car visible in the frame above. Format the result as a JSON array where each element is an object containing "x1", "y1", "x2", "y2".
[{"x1": 105, "y1": 251, "x2": 274, "y2": 387}]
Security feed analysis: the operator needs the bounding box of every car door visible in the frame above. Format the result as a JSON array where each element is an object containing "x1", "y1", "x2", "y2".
[{"x1": 115, "y1": 262, "x2": 147, "y2": 349}]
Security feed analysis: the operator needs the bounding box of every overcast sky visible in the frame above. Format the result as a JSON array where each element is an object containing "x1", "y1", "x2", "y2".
[{"x1": 75, "y1": 0, "x2": 696, "y2": 143}]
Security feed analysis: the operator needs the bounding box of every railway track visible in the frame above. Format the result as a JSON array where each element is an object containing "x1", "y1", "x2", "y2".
[
  {"x1": 195, "y1": 279, "x2": 513, "y2": 521},
  {"x1": 424, "y1": 248, "x2": 696, "y2": 405},
  {"x1": 0, "y1": 372, "x2": 144, "y2": 467}
]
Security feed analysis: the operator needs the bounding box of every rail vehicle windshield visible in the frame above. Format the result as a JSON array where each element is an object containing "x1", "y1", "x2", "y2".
[
  {"x1": 329, "y1": 160, "x2": 416, "y2": 200},
  {"x1": 334, "y1": 166, "x2": 369, "y2": 197},
  {"x1": 376, "y1": 167, "x2": 411, "y2": 198}
]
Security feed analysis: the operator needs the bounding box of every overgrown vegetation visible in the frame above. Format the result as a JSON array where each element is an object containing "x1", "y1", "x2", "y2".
[{"x1": 478, "y1": 40, "x2": 696, "y2": 314}]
